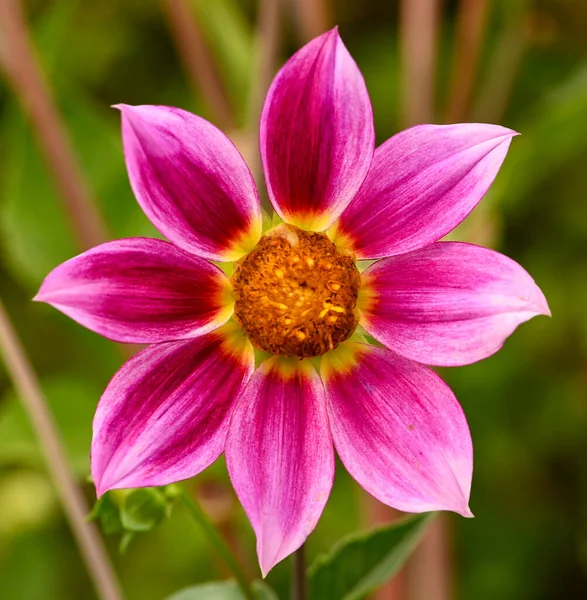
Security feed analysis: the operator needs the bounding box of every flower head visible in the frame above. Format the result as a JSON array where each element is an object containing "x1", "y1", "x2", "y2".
[{"x1": 35, "y1": 28, "x2": 549, "y2": 575}]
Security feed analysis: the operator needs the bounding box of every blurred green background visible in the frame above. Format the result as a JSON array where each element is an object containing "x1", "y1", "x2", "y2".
[{"x1": 0, "y1": 0, "x2": 585, "y2": 598}]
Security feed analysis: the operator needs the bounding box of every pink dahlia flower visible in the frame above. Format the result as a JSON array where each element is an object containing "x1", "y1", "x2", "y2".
[{"x1": 36, "y1": 29, "x2": 549, "y2": 575}]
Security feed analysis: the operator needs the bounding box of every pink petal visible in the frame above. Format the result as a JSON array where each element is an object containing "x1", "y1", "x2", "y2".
[
  {"x1": 332, "y1": 123, "x2": 517, "y2": 258},
  {"x1": 260, "y1": 28, "x2": 374, "y2": 231},
  {"x1": 92, "y1": 326, "x2": 254, "y2": 495},
  {"x1": 118, "y1": 104, "x2": 262, "y2": 261},
  {"x1": 225, "y1": 358, "x2": 334, "y2": 576},
  {"x1": 322, "y1": 342, "x2": 473, "y2": 516},
  {"x1": 35, "y1": 238, "x2": 232, "y2": 344},
  {"x1": 360, "y1": 242, "x2": 550, "y2": 366}
]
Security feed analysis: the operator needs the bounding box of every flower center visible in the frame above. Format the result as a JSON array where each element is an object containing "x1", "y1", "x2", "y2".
[{"x1": 231, "y1": 224, "x2": 361, "y2": 358}]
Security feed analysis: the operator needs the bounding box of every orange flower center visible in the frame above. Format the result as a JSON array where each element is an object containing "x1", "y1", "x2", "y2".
[{"x1": 231, "y1": 224, "x2": 361, "y2": 358}]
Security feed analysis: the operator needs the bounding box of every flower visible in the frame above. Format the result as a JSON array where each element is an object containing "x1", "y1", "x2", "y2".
[{"x1": 35, "y1": 28, "x2": 549, "y2": 575}]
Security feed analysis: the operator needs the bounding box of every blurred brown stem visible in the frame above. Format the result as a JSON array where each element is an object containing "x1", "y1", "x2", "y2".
[
  {"x1": 292, "y1": 543, "x2": 306, "y2": 600},
  {"x1": 0, "y1": 299, "x2": 124, "y2": 600},
  {"x1": 408, "y1": 516, "x2": 453, "y2": 600},
  {"x1": 160, "y1": 0, "x2": 236, "y2": 130},
  {"x1": 290, "y1": 0, "x2": 332, "y2": 42},
  {"x1": 362, "y1": 494, "x2": 407, "y2": 600},
  {"x1": 445, "y1": 0, "x2": 491, "y2": 123},
  {"x1": 246, "y1": 0, "x2": 282, "y2": 207},
  {"x1": 399, "y1": 0, "x2": 442, "y2": 126},
  {"x1": 0, "y1": 0, "x2": 108, "y2": 251}
]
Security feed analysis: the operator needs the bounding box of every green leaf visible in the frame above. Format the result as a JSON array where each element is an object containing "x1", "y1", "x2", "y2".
[
  {"x1": 308, "y1": 512, "x2": 434, "y2": 600},
  {"x1": 166, "y1": 580, "x2": 278, "y2": 600}
]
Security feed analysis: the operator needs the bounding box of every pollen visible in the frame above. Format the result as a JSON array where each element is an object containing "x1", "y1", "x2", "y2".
[{"x1": 231, "y1": 224, "x2": 361, "y2": 358}]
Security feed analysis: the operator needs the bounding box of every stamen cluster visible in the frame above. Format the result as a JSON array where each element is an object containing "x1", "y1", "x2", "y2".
[{"x1": 231, "y1": 224, "x2": 361, "y2": 358}]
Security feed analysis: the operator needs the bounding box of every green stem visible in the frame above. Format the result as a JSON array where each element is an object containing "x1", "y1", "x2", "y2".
[{"x1": 181, "y1": 488, "x2": 255, "y2": 600}]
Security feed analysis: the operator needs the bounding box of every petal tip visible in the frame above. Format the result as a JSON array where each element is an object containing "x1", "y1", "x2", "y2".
[
  {"x1": 114, "y1": 103, "x2": 153, "y2": 127},
  {"x1": 482, "y1": 124, "x2": 519, "y2": 144},
  {"x1": 93, "y1": 465, "x2": 126, "y2": 499},
  {"x1": 318, "y1": 25, "x2": 339, "y2": 42},
  {"x1": 439, "y1": 490, "x2": 473, "y2": 518},
  {"x1": 538, "y1": 291, "x2": 552, "y2": 318},
  {"x1": 505, "y1": 130, "x2": 520, "y2": 142},
  {"x1": 441, "y1": 501, "x2": 474, "y2": 518},
  {"x1": 259, "y1": 564, "x2": 271, "y2": 579},
  {"x1": 93, "y1": 477, "x2": 110, "y2": 499},
  {"x1": 94, "y1": 487, "x2": 107, "y2": 500},
  {"x1": 321, "y1": 25, "x2": 343, "y2": 53},
  {"x1": 460, "y1": 506, "x2": 475, "y2": 519},
  {"x1": 258, "y1": 539, "x2": 301, "y2": 578},
  {"x1": 112, "y1": 103, "x2": 132, "y2": 113},
  {"x1": 113, "y1": 104, "x2": 146, "y2": 129},
  {"x1": 529, "y1": 282, "x2": 551, "y2": 317},
  {"x1": 459, "y1": 123, "x2": 519, "y2": 145},
  {"x1": 433, "y1": 487, "x2": 473, "y2": 519},
  {"x1": 33, "y1": 281, "x2": 52, "y2": 304},
  {"x1": 449, "y1": 480, "x2": 473, "y2": 518},
  {"x1": 92, "y1": 452, "x2": 122, "y2": 499},
  {"x1": 258, "y1": 544, "x2": 279, "y2": 579},
  {"x1": 502, "y1": 127, "x2": 520, "y2": 138}
]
